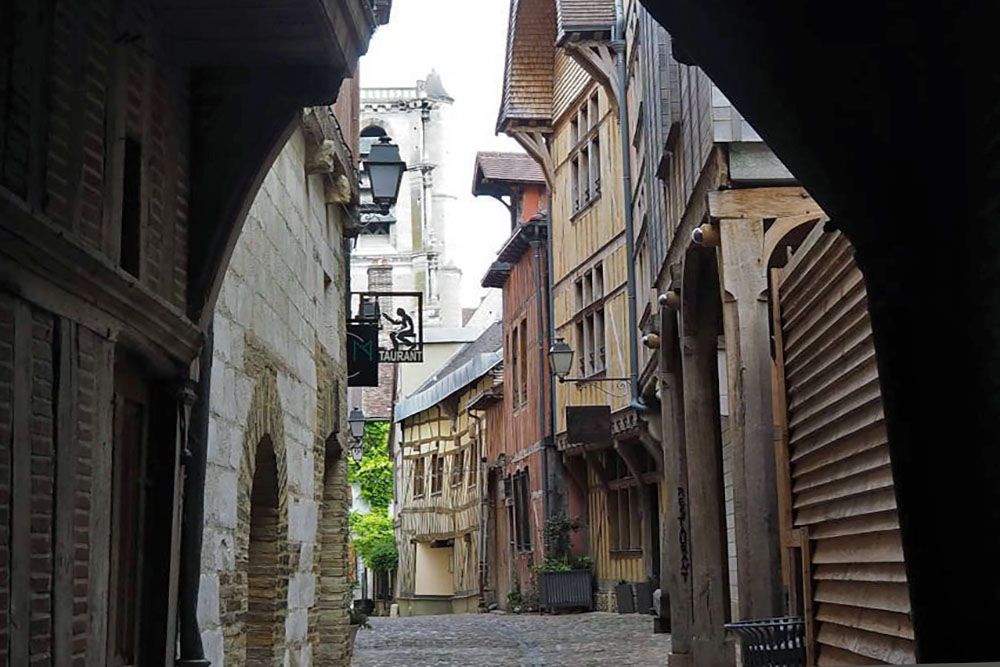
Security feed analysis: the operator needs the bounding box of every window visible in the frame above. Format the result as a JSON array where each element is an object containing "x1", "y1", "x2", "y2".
[
  {"x1": 574, "y1": 262, "x2": 606, "y2": 376},
  {"x1": 511, "y1": 470, "x2": 532, "y2": 552},
  {"x1": 430, "y1": 453, "x2": 444, "y2": 496},
  {"x1": 518, "y1": 319, "x2": 528, "y2": 407},
  {"x1": 451, "y1": 450, "x2": 465, "y2": 487},
  {"x1": 413, "y1": 457, "x2": 426, "y2": 499},
  {"x1": 607, "y1": 453, "x2": 642, "y2": 553},
  {"x1": 570, "y1": 90, "x2": 603, "y2": 215},
  {"x1": 120, "y1": 136, "x2": 143, "y2": 277},
  {"x1": 468, "y1": 440, "x2": 479, "y2": 489},
  {"x1": 510, "y1": 326, "x2": 521, "y2": 407}
]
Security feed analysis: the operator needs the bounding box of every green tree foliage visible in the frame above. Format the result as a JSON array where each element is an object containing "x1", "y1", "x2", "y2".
[
  {"x1": 350, "y1": 507, "x2": 398, "y2": 573},
  {"x1": 348, "y1": 421, "x2": 392, "y2": 511},
  {"x1": 348, "y1": 421, "x2": 397, "y2": 573}
]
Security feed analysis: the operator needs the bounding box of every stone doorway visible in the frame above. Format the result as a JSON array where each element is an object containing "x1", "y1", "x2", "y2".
[{"x1": 247, "y1": 435, "x2": 283, "y2": 666}]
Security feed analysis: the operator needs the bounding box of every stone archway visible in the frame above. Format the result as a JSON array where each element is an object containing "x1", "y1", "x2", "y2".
[
  {"x1": 312, "y1": 342, "x2": 353, "y2": 665},
  {"x1": 225, "y1": 369, "x2": 290, "y2": 666},
  {"x1": 247, "y1": 435, "x2": 281, "y2": 665}
]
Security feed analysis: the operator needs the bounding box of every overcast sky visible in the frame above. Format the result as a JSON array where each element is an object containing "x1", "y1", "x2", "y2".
[{"x1": 360, "y1": 0, "x2": 521, "y2": 308}]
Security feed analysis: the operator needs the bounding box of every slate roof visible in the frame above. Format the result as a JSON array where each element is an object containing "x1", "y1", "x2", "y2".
[
  {"x1": 497, "y1": 0, "x2": 614, "y2": 132},
  {"x1": 472, "y1": 151, "x2": 546, "y2": 196},
  {"x1": 395, "y1": 322, "x2": 505, "y2": 422}
]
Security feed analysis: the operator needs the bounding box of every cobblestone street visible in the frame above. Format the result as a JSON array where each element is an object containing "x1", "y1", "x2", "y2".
[{"x1": 352, "y1": 612, "x2": 671, "y2": 666}]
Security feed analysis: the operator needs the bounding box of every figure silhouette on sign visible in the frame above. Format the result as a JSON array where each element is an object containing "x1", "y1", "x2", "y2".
[{"x1": 383, "y1": 308, "x2": 417, "y2": 349}]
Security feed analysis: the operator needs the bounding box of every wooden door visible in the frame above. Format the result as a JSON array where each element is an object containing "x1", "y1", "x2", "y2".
[
  {"x1": 109, "y1": 359, "x2": 149, "y2": 667},
  {"x1": 771, "y1": 226, "x2": 915, "y2": 665}
]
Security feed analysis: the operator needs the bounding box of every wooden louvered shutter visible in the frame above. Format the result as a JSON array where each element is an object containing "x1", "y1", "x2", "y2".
[{"x1": 772, "y1": 226, "x2": 916, "y2": 665}]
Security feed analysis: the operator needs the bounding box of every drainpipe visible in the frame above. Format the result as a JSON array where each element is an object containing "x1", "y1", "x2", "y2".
[
  {"x1": 544, "y1": 194, "x2": 558, "y2": 511},
  {"x1": 468, "y1": 406, "x2": 488, "y2": 603},
  {"x1": 177, "y1": 327, "x2": 212, "y2": 667},
  {"x1": 614, "y1": 0, "x2": 642, "y2": 407},
  {"x1": 532, "y1": 224, "x2": 551, "y2": 530}
]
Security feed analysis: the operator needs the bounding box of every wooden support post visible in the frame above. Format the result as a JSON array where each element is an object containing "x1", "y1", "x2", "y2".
[
  {"x1": 659, "y1": 308, "x2": 694, "y2": 663},
  {"x1": 11, "y1": 301, "x2": 32, "y2": 666},
  {"x1": 53, "y1": 319, "x2": 78, "y2": 664},
  {"x1": 584, "y1": 451, "x2": 611, "y2": 491},
  {"x1": 680, "y1": 272, "x2": 734, "y2": 666},
  {"x1": 717, "y1": 218, "x2": 784, "y2": 620}
]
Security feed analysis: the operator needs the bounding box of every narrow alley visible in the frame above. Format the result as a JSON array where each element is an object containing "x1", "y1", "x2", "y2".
[
  {"x1": 1, "y1": 0, "x2": 997, "y2": 665},
  {"x1": 352, "y1": 613, "x2": 670, "y2": 667}
]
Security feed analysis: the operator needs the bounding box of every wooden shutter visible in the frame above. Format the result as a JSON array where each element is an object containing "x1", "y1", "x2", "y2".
[{"x1": 773, "y1": 227, "x2": 915, "y2": 665}]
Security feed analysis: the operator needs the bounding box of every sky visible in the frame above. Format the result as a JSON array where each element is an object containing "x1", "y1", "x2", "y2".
[{"x1": 360, "y1": 0, "x2": 521, "y2": 309}]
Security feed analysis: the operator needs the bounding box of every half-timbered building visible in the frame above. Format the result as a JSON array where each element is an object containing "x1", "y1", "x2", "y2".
[
  {"x1": 392, "y1": 323, "x2": 503, "y2": 616},
  {"x1": 473, "y1": 152, "x2": 552, "y2": 610}
]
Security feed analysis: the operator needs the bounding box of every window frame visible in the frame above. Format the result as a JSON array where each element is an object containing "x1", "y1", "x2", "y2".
[{"x1": 569, "y1": 89, "x2": 604, "y2": 218}]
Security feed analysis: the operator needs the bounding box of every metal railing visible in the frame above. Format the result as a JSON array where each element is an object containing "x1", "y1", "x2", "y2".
[{"x1": 725, "y1": 617, "x2": 806, "y2": 667}]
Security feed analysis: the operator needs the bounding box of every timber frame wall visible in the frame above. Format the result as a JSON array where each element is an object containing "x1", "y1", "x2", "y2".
[
  {"x1": 396, "y1": 372, "x2": 498, "y2": 614},
  {"x1": 0, "y1": 0, "x2": 384, "y2": 662}
]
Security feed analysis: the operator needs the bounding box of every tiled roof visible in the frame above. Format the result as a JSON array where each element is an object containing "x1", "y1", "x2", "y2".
[
  {"x1": 497, "y1": 0, "x2": 557, "y2": 131},
  {"x1": 556, "y1": 0, "x2": 615, "y2": 40},
  {"x1": 472, "y1": 151, "x2": 546, "y2": 195}
]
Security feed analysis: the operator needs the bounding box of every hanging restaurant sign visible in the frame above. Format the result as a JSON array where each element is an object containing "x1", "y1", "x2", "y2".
[
  {"x1": 347, "y1": 322, "x2": 379, "y2": 387},
  {"x1": 349, "y1": 291, "x2": 424, "y2": 364}
]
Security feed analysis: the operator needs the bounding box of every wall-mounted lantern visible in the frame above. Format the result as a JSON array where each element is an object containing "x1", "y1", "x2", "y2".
[
  {"x1": 363, "y1": 136, "x2": 406, "y2": 213},
  {"x1": 348, "y1": 407, "x2": 366, "y2": 462}
]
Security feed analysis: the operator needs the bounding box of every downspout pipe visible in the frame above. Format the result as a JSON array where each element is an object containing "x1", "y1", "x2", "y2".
[
  {"x1": 468, "y1": 406, "x2": 487, "y2": 604},
  {"x1": 545, "y1": 195, "x2": 557, "y2": 437},
  {"x1": 532, "y1": 224, "x2": 551, "y2": 526},
  {"x1": 614, "y1": 0, "x2": 643, "y2": 408},
  {"x1": 177, "y1": 327, "x2": 212, "y2": 667}
]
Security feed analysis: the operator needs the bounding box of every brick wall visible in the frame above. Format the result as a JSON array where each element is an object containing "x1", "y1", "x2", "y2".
[
  {"x1": 0, "y1": 294, "x2": 112, "y2": 663},
  {"x1": 3, "y1": 0, "x2": 190, "y2": 310}
]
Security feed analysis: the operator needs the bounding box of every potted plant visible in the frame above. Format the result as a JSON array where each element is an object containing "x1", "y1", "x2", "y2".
[
  {"x1": 349, "y1": 606, "x2": 371, "y2": 645},
  {"x1": 535, "y1": 514, "x2": 593, "y2": 611}
]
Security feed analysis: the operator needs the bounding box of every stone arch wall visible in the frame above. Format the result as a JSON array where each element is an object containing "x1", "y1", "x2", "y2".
[
  {"x1": 223, "y1": 369, "x2": 291, "y2": 666},
  {"x1": 311, "y1": 340, "x2": 353, "y2": 665}
]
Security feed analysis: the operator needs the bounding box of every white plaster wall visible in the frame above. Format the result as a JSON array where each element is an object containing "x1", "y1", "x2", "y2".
[{"x1": 199, "y1": 126, "x2": 348, "y2": 666}]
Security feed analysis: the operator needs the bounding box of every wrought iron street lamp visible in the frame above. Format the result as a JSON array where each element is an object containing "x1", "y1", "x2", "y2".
[
  {"x1": 348, "y1": 407, "x2": 366, "y2": 462},
  {"x1": 362, "y1": 136, "x2": 406, "y2": 213},
  {"x1": 548, "y1": 338, "x2": 575, "y2": 380},
  {"x1": 547, "y1": 338, "x2": 632, "y2": 386}
]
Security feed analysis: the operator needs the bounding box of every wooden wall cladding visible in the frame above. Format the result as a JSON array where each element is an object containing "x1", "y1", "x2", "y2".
[{"x1": 774, "y1": 227, "x2": 915, "y2": 665}]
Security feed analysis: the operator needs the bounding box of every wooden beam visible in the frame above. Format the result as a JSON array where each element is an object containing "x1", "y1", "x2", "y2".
[
  {"x1": 614, "y1": 441, "x2": 645, "y2": 483},
  {"x1": 708, "y1": 186, "x2": 823, "y2": 221},
  {"x1": 584, "y1": 451, "x2": 610, "y2": 491},
  {"x1": 566, "y1": 41, "x2": 620, "y2": 112},
  {"x1": 659, "y1": 306, "x2": 693, "y2": 660},
  {"x1": 636, "y1": 429, "x2": 664, "y2": 472},
  {"x1": 53, "y1": 318, "x2": 79, "y2": 664},
  {"x1": 511, "y1": 130, "x2": 555, "y2": 189},
  {"x1": 11, "y1": 301, "x2": 31, "y2": 666},
  {"x1": 717, "y1": 217, "x2": 784, "y2": 620},
  {"x1": 763, "y1": 213, "x2": 824, "y2": 264}
]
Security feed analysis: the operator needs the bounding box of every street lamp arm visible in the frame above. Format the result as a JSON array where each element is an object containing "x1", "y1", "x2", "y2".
[{"x1": 557, "y1": 376, "x2": 632, "y2": 384}]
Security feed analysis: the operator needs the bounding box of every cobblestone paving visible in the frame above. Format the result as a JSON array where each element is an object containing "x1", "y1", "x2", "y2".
[{"x1": 352, "y1": 612, "x2": 671, "y2": 667}]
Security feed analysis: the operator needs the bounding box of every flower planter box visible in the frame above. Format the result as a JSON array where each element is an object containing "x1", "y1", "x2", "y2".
[{"x1": 539, "y1": 570, "x2": 593, "y2": 611}]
